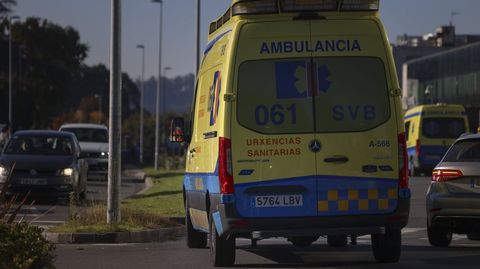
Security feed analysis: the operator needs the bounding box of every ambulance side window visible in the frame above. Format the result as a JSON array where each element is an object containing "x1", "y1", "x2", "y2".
[
  {"x1": 194, "y1": 67, "x2": 222, "y2": 138},
  {"x1": 405, "y1": 121, "x2": 411, "y2": 140}
]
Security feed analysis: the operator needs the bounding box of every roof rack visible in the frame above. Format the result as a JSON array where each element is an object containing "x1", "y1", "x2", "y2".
[{"x1": 209, "y1": 0, "x2": 380, "y2": 35}]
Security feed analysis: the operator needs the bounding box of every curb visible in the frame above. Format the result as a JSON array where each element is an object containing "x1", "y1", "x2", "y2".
[
  {"x1": 136, "y1": 177, "x2": 154, "y2": 195},
  {"x1": 44, "y1": 226, "x2": 185, "y2": 244}
]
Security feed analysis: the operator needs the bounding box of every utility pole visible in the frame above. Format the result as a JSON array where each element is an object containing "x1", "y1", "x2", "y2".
[
  {"x1": 152, "y1": 0, "x2": 163, "y2": 171},
  {"x1": 107, "y1": 0, "x2": 122, "y2": 226},
  {"x1": 136, "y1": 44, "x2": 145, "y2": 165},
  {"x1": 195, "y1": 0, "x2": 201, "y2": 73}
]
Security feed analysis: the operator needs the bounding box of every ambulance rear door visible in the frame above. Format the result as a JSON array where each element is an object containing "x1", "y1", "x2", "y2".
[
  {"x1": 231, "y1": 20, "x2": 318, "y2": 218},
  {"x1": 310, "y1": 19, "x2": 400, "y2": 216}
]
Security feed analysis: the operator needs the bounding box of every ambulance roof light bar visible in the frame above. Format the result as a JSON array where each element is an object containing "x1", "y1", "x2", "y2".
[
  {"x1": 340, "y1": 0, "x2": 379, "y2": 11},
  {"x1": 231, "y1": 0, "x2": 278, "y2": 16},
  {"x1": 280, "y1": 0, "x2": 339, "y2": 12},
  {"x1": 231, "y1": 0, "x2": 379, "y2": 16}
]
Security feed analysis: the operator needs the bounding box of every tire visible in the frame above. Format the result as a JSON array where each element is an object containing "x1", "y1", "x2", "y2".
[
  {"x1": 185, "y1": 204, "x2": 207, "y2": 248},
  {"x1": 210, "y1": 214, "x2": 235, "y2": 267},
  {"x1": 467, "y1": 233, "x2": 480, "y2": 241},
  {"x1": 371, "y1": 229, "x2": 401, "y2": 263},
  {"x1": 327, "y1": 235, "x2": 348, "y2": 247},
  {"x1": 427, "y1": 225, "x2": 452, "y2": 247},
  {"x1": 289, "y1": 236, "x2": 319, "y2": 247}
]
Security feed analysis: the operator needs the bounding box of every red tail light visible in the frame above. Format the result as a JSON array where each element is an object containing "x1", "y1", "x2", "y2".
[
  {"x1": 415, "y1": 139, "x2": 421, "y2": 157},
  {"x1": 219, "y1": 137, "x2": 234, "y2": 194},
  {"x1": 432, "y1": 169, "x2": 463, "y2": 182},
  {"x1": 398, "y1": 133, "x2": 409, "y2": 188}
]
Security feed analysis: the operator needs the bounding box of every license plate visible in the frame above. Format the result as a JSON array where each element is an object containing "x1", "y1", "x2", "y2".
[
  {"x1": 254, "y1": 195, "x2": 303, "y2": 207},
  {"x1": 20, "y1": 178, "x2": 47, "y2": 185}
]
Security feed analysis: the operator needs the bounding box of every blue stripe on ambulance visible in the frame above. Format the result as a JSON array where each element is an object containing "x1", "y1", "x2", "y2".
[
  {"x1": 234, "y1": 176, "x2": 398, "y2": 218},
  {"x1": 185, "y1": 170, "x2": 399, "y2": 218},
  {"x1": 184, "y1": 170, "x2": 220, "y2": 193}
]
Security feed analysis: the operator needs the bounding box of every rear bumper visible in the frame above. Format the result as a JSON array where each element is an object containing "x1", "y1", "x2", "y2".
[
  {"x1": 430, "y1": 216, "x2": 480, "y2": 233},
  {"x1": 211, "y1": 191, "x2": 410, "y2": 238},
  {"x1": 427, "y1": 190, "x2": 480, "y2": 233}
]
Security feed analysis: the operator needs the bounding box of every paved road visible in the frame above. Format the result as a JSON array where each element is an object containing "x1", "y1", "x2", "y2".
[
  {"x1": 54, "y1": 176, "x2": 480, "y2": 269},
  {"x1": 14, "y1": 169, "x2": 146, "y2": 227}
]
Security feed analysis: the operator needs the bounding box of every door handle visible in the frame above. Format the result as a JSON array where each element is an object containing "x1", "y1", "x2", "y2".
[{"x1": 324, "y1": 156, "x2": 349, "y2": 163}]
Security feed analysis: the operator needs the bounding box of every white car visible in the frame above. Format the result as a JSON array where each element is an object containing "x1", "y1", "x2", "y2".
[{"x1": 59, "y1": 123, "x2": 108, "y2": 180}]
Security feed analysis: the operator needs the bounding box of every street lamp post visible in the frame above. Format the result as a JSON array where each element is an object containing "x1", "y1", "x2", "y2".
[
  {"x1": 152, "y1": 0, "x2": 163, "y2": 171},
  {"x1": 136, "y1": 44, "x2": 145, "y2": 165},
  {"x1": 162, "y1": 66, "x2": 171, "y2": 119},
  {"x1": 8, "y1": 15, "x2": 20, "y2": 129},
  {"x1": 162, "y1": 66, "x2": 171, "y2": 166},
  {"x1": 195, "y1": 0, "x2": 201, "y2": 73}
]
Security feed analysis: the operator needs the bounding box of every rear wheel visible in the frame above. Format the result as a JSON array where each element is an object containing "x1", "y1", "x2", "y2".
[
  {"x1": 327, "y1": 235, "x2": 348, "y2": 247},
  {"x1": 288, "y1": 236, "x2": 319, "y2": 247},
  {"x1": 371, "y1": 229, "x2": 401, "y2": 263},
  {"x1": 209, "y1": 214, "x2": 235, "y2": 267},
  {"x1": 467, "y1": 233, "x2": 480, "y2": 241},
  {"x1": 427, "y1": 225, "x2": 452, "y2": 247},
  {"x1": 185, "y1": 204, "x2": 207, "y2": 248}
]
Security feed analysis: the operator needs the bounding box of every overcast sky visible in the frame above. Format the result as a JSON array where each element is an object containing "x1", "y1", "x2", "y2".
[{"x1": 14, "y1": 0, "x2": 480, "y2": 79}]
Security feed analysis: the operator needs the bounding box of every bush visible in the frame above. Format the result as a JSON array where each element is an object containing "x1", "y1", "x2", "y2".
[
  {"x1": 0, "y1": 222, "x2": 56, "y2": 269},
  {"x1": 1, "y1": 164, "x2": 56, "y2": 268}
]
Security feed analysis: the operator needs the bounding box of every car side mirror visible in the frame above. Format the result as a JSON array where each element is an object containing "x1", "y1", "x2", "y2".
[{"x1": 170, "y1": 117, "x2": 187, "y2": 143}]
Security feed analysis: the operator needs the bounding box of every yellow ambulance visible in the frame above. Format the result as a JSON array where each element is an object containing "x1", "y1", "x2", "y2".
[
  {"x1": 404, "y1": 104, "x2": 469, "y2": 176},
  {"x1": 170, "y1": 0, "x2": 410, "y2": 266}
]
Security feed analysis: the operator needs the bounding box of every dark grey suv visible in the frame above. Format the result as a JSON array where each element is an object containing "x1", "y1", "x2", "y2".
[{"x1": 426, "y1": 133, "x2": 480, "y2": 246}]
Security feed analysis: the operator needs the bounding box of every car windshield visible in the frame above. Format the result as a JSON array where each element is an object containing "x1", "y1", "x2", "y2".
[
  {"x1": 62, "y1": 128, "x2": 108, "y2": 143},
  {"x1": 4, "y1": 135, "x2": 73, "y2": 156},
  {"x1": 421, "y1": 118, "x2": 465, "y2": 139},
  {"x1": 443, "y1": 139, "x2": 480, "y2": 162}
]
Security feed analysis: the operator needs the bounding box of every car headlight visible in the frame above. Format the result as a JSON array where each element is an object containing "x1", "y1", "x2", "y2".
[
  {"x1": 0, "y1": 165, "x2": 8, "y2": 183},
  {"x1": 0, "y1": 166, "x2": 8, "y2": 177},
  {"x1": 100, "y1": 151, "x2": 109, "y2": 158},
  {"x1": 58, "y1": 168, "x2": 73, "y2": 176}
]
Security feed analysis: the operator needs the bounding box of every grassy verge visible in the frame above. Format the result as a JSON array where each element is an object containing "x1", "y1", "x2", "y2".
[
  {"x1": 122, "y1": 169, "x2": 185, "y2": 217},
  {"x1": 50, "y1": 169, "x2": 185, "y2": 233}
]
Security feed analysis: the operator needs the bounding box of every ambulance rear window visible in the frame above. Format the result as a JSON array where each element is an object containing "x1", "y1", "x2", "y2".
[
  {"x1": 443, "y1": 139, "x2": 480, "y2": 162},
  {"x1": 421, "y1": 118, "x2": 466, "y2": 139},
  {"x1": 237, "y1": 57, "x2": 390, "y2": 134}
]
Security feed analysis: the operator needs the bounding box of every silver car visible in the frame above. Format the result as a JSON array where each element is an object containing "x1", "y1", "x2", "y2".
[
  {"x1": 59, "y1": 123, "x2": 109, "y2": 181},
  {"x1": 426, "y1": 133, "x2": 480, "y2": 246}
]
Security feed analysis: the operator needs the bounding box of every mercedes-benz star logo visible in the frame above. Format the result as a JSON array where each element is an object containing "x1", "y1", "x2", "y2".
[{"x1": 309, "y1": 140, "x2": 321, "y2": 153}]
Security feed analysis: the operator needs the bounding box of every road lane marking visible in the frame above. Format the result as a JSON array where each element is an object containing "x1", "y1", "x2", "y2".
[{"x1": 29, "y1": 205, "x2": 57, "y2": 223}]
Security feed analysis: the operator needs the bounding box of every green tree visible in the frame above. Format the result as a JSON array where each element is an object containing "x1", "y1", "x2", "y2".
[
  {"x1": 0, "y1": 0, "x2": 16, "y2": 18},
  {"x1": 0, "y1": 17, "x2": 88, "y2": 129}
]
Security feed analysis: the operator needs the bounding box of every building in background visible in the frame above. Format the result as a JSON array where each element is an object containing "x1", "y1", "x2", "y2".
[
  {"x1": 393, "y1": 24, "x2": 480, "y2": 131},
  {"x1": 401, "y1": 41, "x2": 480, "y2": 131},
  {"x1": 393, "y1": 25, "x2": 480, "y2": 89}
]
